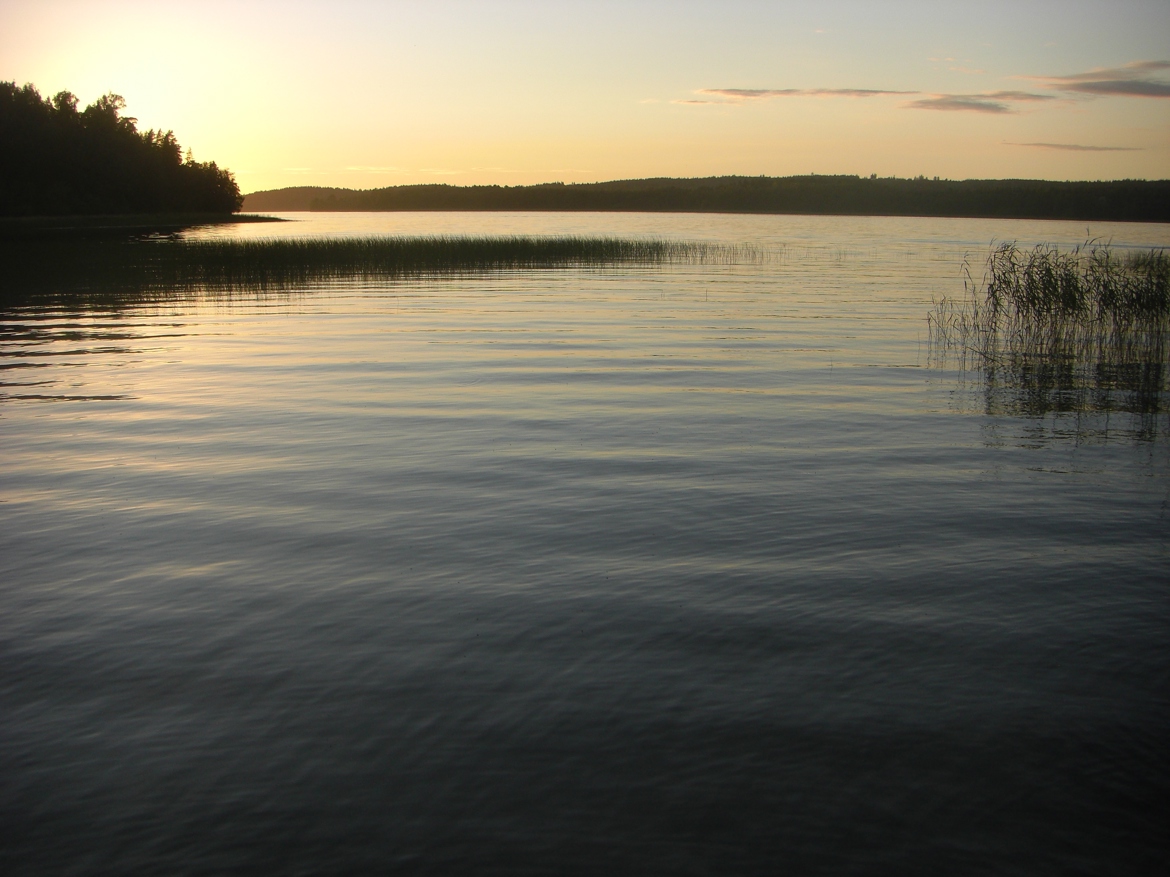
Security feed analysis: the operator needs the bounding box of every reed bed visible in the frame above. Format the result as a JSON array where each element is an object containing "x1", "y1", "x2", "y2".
[
  {"x1": 928, "y1": 241, "x2": 1169, "y2": 424},
  {"x1": 1, "y1": 235, "x2": 757, "y2": 304}
]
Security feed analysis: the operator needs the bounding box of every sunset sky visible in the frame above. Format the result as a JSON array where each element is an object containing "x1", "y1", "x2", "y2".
[{"x1": 2, "y1": 0, "x2": 1168, "y2": 193}]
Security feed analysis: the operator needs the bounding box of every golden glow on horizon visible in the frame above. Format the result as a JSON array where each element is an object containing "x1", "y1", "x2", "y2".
[{"x1": 1, "y1": 0, "x2": 1168, "y2": 192}]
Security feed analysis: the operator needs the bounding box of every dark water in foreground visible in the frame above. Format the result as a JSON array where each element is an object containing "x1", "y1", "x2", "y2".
[{"x1": 2, "y1": 214, "x2": 1168, "y2": 875}]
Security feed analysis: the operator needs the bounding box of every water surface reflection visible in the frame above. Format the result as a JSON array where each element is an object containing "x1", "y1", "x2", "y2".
[{"x1": 1, "y1": 214, "x2": 1167, "y2": 875}]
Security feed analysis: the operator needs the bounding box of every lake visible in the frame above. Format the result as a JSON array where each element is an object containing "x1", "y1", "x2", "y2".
[{"x1": 2, "y1": 212, "x2": 1168, "y2": 875}]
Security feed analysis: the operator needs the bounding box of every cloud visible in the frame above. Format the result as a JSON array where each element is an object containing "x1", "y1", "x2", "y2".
[
  {"x1": 1125, "y1": 60, "x2": 1170, "y2": 73},
  {"x1": 983, "y1": 90, "x2": 1058, "y2": 101},
  {"x1": 1005, "y1": 142, "x2": 1141, "y2": 152},
  {"x1": 697, "y1": 87, "x2": 916, "y2": 101},
  {"x1": 904, "y1": 90, "x2": 1056, "y2": 113},
  {"x1": 906, "y1": 96, "x2": 1010, "y2": 113},
  {"x1": 696, "y1": 88, "x2": 800, "y2": 100},
  {"x1": 686, "y1": 87, "x2": 1050, "y2": 113},
  {"x1": 1028, "y1": 60, "x2": 1170, "y2": 97},
  {"x1": 1045, "y1": 60, "x2": 1170, "y2": 80},
  {"x1": 680, "y1": 59, "x2": 1170, "y2": 116},
  {"x1": 1063, "y1": 79, "x2": 1170, "y2": 97}
]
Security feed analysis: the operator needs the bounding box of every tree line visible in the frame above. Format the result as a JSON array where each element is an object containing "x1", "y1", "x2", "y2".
[
  {"x1": 1, "y1": 82, "x2": 242, "y2": 216},
  {"x1": 244, "y1": 176, "x2": 1170, "y2": 223}
]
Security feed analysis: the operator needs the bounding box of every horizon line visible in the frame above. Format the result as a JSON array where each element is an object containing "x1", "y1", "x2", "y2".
[{"x1": 243, "y1": 172, "x2": 1170, "y2": 195}]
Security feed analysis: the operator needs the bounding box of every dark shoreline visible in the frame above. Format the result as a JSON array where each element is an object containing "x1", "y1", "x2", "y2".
[
  {"x1": 0, "y1": 213, "x2": 286, "y2": 241},
  {"x1": 244, "y1": 175, "x2": 1170, "y2": 224}
]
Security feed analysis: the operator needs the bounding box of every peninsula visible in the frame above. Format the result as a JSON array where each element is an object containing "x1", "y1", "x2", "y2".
[{"x1": 1, "y1": 81, "x2": 243, "y2": 217}]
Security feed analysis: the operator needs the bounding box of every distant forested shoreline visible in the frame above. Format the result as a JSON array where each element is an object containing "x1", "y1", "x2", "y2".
[
  {"x1": 1, "y1": 82, "x2": 242, "y2": 216},
  {"x1": 244, "y1": 176, "x2": 1170, "y2": 223}
]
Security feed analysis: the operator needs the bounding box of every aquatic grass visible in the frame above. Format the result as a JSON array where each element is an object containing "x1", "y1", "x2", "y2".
[
  {"x1": 928, "y1": 241, "x2": 1170, "y2": 431},
  {"x1": 931, "y1": 241, "x2": 1169, "y2": 343},
  {"x1": 0, "y1": 234, "x2": 758, "y2": 306},
  {"x1": 147, "y1": 235, "x2": 750, "y2": 288}
]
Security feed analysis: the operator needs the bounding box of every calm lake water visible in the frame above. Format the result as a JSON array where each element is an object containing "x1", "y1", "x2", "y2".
[{"x1": 2, "y1": 213, "x2": 1168, "y2": 875}]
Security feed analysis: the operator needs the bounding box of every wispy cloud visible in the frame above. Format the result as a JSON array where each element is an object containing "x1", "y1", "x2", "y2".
[
  {"x1": 683, "y1": 87, "x2": 1051, "y2": 113},
  {"x1": 1027, "y1": 60, "x2": 1170, "y2": 97},
  {"x1": 1005, "y1": 142, "x2": 1141, "y2": 152},
  {"x1": 695, "y1": 87, "x2": 916, "y2": 102},
  {"x1": 905, "y1": 91, "x2": 1056, "y2": 113},
  {"x1": 678, "y1": 59, "x2": 1169, "y2": 116},
  {"x1": 906, "y1": 96, "x2": 1011, "y2": 113}
]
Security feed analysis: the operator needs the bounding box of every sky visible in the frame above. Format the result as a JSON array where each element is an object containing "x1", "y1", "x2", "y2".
[{"x1": 2, "y1": 0, "x2": 1168, "y2": 193}]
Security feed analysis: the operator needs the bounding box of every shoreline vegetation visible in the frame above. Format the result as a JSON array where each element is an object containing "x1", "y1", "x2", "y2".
[
  {"x1": 0, "y1": 235, "x2": 751, "y2": 304},
  {"x1": 0, "y1": 213, "x2": 284, "y2": 241},
  {"x1": 244, "y1": 176, "x2": 1170, "y2": 223},
  {"x1": 1, "y1": 82, "x2": 242, "y2": 217},
  {"x1": 6, "y1": 80, "x2": 1165, "y2": 225},
  {"x1": 929, "y1": 241, "x2": 1169, "y2": 429}
]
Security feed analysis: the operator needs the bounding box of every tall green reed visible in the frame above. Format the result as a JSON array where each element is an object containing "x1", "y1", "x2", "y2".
[
  {"x1": 1, "y1": 235, "x2": 759, "y2": 305},
  {"x1": 928, "y1": 241, "x2": 1169, "y2": 428}
]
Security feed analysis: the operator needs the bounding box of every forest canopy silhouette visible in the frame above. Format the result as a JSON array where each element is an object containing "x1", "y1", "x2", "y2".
[
  {"x1": 245, "y1": 176, "x2": 1170, "y2": 223},
  {"x1": 1, "y1": 82, "x2": 242, "y2": 216}
]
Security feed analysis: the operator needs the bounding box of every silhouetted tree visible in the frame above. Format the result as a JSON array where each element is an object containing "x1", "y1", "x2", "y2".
[{"x1": 0, "y1": 81, "x2": 243, "y2": 215}]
